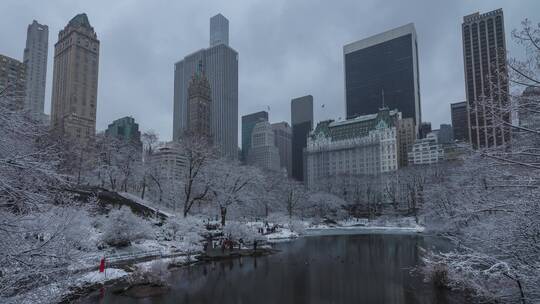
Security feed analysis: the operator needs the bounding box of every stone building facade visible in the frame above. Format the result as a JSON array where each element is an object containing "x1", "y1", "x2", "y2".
[
  {"x1": 50, "y1": 13, "x2": 99, "y2": 143},
  {"x1": 305, "y1": 108, "x2": 400, "y2": 188},
  {"x1": 0, "y1": 54, "x2": 26, "y2": 110},
  {"x1": 248, "y1": 120, "x2": 281, "y2": 172}
]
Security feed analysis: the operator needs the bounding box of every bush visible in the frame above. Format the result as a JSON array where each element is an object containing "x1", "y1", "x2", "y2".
[
  {"x1": 288, "y1": 219, "x2": 306, "y2": 235},
  {"x1": 101, "y1": 206, "x2": 152, "y2": 247}
]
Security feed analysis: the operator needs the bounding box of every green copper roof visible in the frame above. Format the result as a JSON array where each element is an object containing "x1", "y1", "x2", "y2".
[
  {"x1": 311, "y1": 108, "x2": 399, "y2": 141},
  {"x1": 69, "y1": 13, "x2": 91, "y2": 28}
]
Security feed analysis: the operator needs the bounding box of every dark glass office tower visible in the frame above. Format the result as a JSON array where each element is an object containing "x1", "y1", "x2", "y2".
[
  {"x1": 451, "y1": 101, "x2": 469, "y2": 142},
  {"x1": 241, "y1": 111, "x2": 268, "y2": 162},
  {"x1": 462, "y1": 9, "x2": 509, "y2": 148},
  {"x1": 291, "y1": 95, "x2": 313, "y2": 182},
  {"x1": 344, "y1": 23, "x2": 421, "y2": 134}
]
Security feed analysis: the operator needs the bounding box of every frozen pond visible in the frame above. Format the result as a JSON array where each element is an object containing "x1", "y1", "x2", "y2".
[{"x1": 86, "y1": 233, "x2": 463, "y2": 304}]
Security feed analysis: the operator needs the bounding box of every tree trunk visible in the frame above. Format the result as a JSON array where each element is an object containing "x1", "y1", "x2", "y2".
[
  {"x1": 141, "y1": 178, "x2": 146, "y2": 199},
  {"x1": 220, "y1": 206, "x2": 227, "y2": 226}
]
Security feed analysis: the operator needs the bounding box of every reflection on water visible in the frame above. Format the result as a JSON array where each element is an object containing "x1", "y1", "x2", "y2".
[{"x1": 87, "y1": 234, "x2": 461, "y2": 304}]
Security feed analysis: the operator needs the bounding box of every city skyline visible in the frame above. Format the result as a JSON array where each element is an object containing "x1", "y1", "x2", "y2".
[{"x1": 0, "y1": 1, "x2": 538, "y2": 142}]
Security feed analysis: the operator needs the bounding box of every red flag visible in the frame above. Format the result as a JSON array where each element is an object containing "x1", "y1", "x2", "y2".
[{"x1": 99, "y1": 257, "x2": 105, "y2": 273}]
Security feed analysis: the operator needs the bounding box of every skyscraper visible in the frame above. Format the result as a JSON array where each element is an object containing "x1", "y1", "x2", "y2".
[
  {"x1": 23, "y1": 20, "x2": 48, "y2": 118},
  {"x1": 272, "y1": 121, "x2": 292, "y2": 176},
  {"x1": 396, "y1": 117, "x2": 416, "y2": 167},
  {"x1": 462, "y1": 9, "x2": 509, "y2": 148},
  {"x1": 210, "y1": 14, "x2": 229, "y2": 47},
  {"x1": 0, "y1": 54, "x2": 26, "y2": 111},
  {"x1": 344, "y1": 23, "x2": 421, "y2": 134},
  {"x1": 247, "y1": 120, "x2": 281, "y2": 172},
  {"x1": 291, "y1": 95, "x2": 313, "y2": 182},
  {"x1": 241, "y1": 111, "x2": 268, "y2": 161},
  {"x1": 173, "y1": 14, "x2": 238, "y2": 158},
  {"x1": 51, "y1": 13, "x2": 99, "y2": 143},
  {"x1": 187, "y1": 66, "x2": 212, "y2": 139},
  {"x1": 451, "y1": 101, "x2": 468, "y2": 142}
]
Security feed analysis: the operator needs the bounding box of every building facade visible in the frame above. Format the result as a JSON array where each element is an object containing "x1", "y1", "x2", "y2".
[
  {"x1": 247, "y1": 120, "x2": 281, "y2": 172},
  {"x1": 23, "y1": 20, "x2": 48, "y2": 117},
  {"x1": 519, "y1": 86, "x2": 540, "y2": 130},
  {"x1": 462, "y1": 9, "x2": 509, "y2": 148},
  {"x1": 187, "y1": 67, "x2": 212, "y2": 139},
  {"x1": 344, "y1": 23, "x2": 421, "y2": 134},
  {"x1": 396, "y1": 117, "x2": 416, "y2": 167},
  {"x1": 105, "y1": 116, "x2": 142, "y2": 147},
  {"x1": 291, "y1": 95, "x2": 313, "y2": 182},
  {"x1": 173, "y1": 14, "x2": 238, "y2": 159},
  {"x1": 241, "y1": 111, "x2": 268, "y2": 161},
  {"x1": 210, "y1": 14, "x2": 229, "y2": 47},
  {"x1": 437, "y1": 124, "x2": 454, "y2": 144},
  {"x1": 419, "y1": 122, "x2": 432, "y2": 139},
  {"x1": 0, "y1": 54, "x2": 26, "y2": 110},
  {"x1": 272, "y1": 121, "x2": 292, "y2": 176},
  {"x1": 50, "y1": 13, "x2": 99, "y2": 143},
  {"x1": 150, "y1": 142, "x2": 187, "y2": 183},
  {"x1": 305, "y1": 108, "x2": 400, "y2": 188},
  {"x1": 146, "y1": 142, "x2": 187, "y2": 209},
  {"x1": 408, "y1": 132, "x2": 445, "y2": 165},
  {"x1": 451, "y1": 101, "x2": 468, "y2": 142}
]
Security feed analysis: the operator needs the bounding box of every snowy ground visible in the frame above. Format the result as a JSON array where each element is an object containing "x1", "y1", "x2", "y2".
[
  {"x1": 2, "y1": 268, "x2": 129, "y2": 304},
  {"x1": 265, "y1": 228, "x2": 299, "y2": 241}
]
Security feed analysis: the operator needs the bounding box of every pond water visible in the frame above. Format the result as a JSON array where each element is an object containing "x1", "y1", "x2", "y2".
[{"x1": 85, "y1": 233, "x2": 463, "y2": 304}]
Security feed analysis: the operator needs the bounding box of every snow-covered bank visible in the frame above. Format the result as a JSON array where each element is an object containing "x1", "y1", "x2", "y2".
[
  {"x1": 305, "y1": 217, "x2": 425, "y2": 236},
  {"x1": 305, "y1": 225, "x2": 425, "y2": 236}
]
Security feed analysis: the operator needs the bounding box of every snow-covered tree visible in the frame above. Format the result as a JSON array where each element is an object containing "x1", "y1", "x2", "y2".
[
  {"x1": 209, "y1": 159, "x2": 255, "y2": 226},
  {"x1": 176, "y1": 133, "x2": 215, "y2": 217},
  {"x1": 304, "y1": 191, "x2": 348, "y2": 221},
  {"x1": 0, "y1": 89, "x2": 91, "y2": 297},
  {"x1": 421, "y1": 19, "x2": 540, "y2": 303}
]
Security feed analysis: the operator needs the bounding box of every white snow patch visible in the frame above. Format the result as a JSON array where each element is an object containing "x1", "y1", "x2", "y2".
[
  {"x1": 77, "y1": 268, "x2": 128, "y2": 284},
  {"x1": 118, "y1": 192, "x2": 173, "y2": 217}
]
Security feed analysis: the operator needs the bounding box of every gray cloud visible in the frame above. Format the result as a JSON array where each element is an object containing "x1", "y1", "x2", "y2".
[{"x1": 1, "y1": 0, "x2": 538, "y2": 143}]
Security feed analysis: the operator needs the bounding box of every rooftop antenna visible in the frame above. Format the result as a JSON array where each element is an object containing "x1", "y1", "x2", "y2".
[{"x1": 381, "y1": 88, "x2": 386, "y2": 109}]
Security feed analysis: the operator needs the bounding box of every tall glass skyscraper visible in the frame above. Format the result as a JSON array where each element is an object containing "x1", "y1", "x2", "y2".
[
  {"x1": 291, "y1": 95, "x2": 313, "y2": 182},
  {"x1": 23, "y1": 20, "x2": 48, "y2": 118},
  {"x1": 462, "y1": 9, "x2": 509, "y2": 148},
  {"x1": 210, "y1": 14, "x2": 229, "y2": 47},
  {"x1": 173, "y1": 14, "x2": 238, "y2": 158},
  {"x1": 344, "y1": 23, "x2": 421, "y2": 134}
]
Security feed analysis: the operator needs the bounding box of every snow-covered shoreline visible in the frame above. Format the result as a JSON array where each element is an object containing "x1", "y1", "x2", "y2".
[{"x1": 304, "y1": 225, "x2": 425, "y2": 236}]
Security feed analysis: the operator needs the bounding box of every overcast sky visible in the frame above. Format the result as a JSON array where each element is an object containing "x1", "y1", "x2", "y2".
[{"x1": 1, "y1": 0, "x2": 539, "y2": 143}]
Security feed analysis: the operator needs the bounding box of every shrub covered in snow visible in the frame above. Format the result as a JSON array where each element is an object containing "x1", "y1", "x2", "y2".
[
  {"x1": 288, "y1": 219, "x2": 307, "y2": 235},
  {"x1": 224, "y1": 221, "x2": 264, "y2": 243},
  {"x1": 162, "y1": 216, "x2": 204, "y2": 254},
  {"x1": 101, "y1": 206, "x2": 153, "y2": 247}
]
